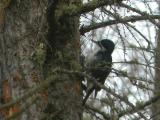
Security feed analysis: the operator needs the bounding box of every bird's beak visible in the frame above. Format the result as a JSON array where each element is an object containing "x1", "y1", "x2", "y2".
[
  {"x1": 91, "y1": 40, "x2": 99, "y2": 45},
  {"x1": 91, "y1": 40, "x2": 102, "y2": 48}
]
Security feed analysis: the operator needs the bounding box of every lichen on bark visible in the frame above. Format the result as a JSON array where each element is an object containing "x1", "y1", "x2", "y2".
[{"x1": 43, "y1": 0, "x2": 83, "y2": 120}]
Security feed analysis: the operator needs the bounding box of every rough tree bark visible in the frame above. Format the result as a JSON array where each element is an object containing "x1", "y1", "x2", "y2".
[
  {"x1": 43, "y1": 0, "x2": 82, "y2": 120},
  {"x1": 0, "y1": 0, "x2": 82, "y2": 120}
]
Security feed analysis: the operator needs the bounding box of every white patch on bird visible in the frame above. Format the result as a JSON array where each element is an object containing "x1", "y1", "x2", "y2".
[
  {"x1": 85, "y1": 43, "x2": 106, "y2": 65},
  {"x1": 85, "y1": 45, "x2": 99, "y2": 64}
]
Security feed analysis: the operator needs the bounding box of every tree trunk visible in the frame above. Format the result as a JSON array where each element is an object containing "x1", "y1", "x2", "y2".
[
  {"x1": 0, "y1": 0, "x2": 82, "y2": 120},
  {"x1": 152, "y1": 3, "x2": 160, "y2": 119},
  {"x1": 43, "y1": 0, "x2": 82, "y2": 120}
]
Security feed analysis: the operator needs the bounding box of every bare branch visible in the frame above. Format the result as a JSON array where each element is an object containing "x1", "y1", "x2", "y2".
[
  {"x1": 103, "y1": 8, "x2": 152, "y2": 48},
  {"x1": 118, "y1": 95, "x2": 160, "y2": 118},
  {"x1": 85, "y1": 104, "x2": 111, "y2": 120},
  {"x1": 67, "y1": 0, "x2": 114, "y2": 16},
  {"x1": 119, "y1": 3, "x2": 160, "y2": 28},
  {"x1": 80, "y1": 15, "x2": 160, "y2": 35}
]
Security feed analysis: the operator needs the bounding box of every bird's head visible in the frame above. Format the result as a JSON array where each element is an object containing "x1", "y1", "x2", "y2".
[{"x1": 92, "y1": 39, "x2": 115, "y2": 54}]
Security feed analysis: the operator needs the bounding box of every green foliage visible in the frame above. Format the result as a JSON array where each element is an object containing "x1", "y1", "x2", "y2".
[
  {"x1": 31, "y1": 42, "x2": 46, "y2": 67},
  {"x1": 70, "y1": 60, "x2": 82, "y2": 70},
  {"x1": 64, "y1": 4, "x2": 78, "y2": 15},
  {"x1": 55, "y1": 51, "x2": 63, "y2": 62}
]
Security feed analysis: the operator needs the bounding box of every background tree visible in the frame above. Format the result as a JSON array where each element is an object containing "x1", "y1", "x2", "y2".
[
  {"x1": 152, "y1": 1, "x2": 160, "y2": 120},
  {"x1": 0, "y1": 0, "x2": 159, "y2": 120}
]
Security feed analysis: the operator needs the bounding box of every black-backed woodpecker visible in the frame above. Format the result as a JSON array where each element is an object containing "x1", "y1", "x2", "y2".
[{"x1": 83, "y1": 39, "x2": 115, "y2": 105}]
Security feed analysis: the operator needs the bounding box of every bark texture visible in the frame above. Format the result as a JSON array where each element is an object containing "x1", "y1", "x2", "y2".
[
  {"x1": 43, "y1": 0, "x2": 82, "y2": 120},
  {"x1": 0, "y1": 0, "x2": 47, "y2": 120},
  {"x1": 0, "y1": 0, "x2": 82, "y2": 120}
]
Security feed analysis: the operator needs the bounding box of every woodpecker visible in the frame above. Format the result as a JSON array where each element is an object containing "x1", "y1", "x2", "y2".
[{"x1": 83, "y1": 39, "x2": 115, "y2": 105}]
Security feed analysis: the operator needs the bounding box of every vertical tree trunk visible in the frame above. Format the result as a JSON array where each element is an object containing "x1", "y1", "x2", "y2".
[
  {"x1": 44, "y1": 0, "x2": 82, "y2": 120},
  {"x1": 0, "y1": 0, "x2": 82, "y2": 120},
  {"x1": 0, "y1": 0, "x2": 48, "y2": 119},
  {"x1": 152, "y1": 3, "x2": 160, "y2": 119}
]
